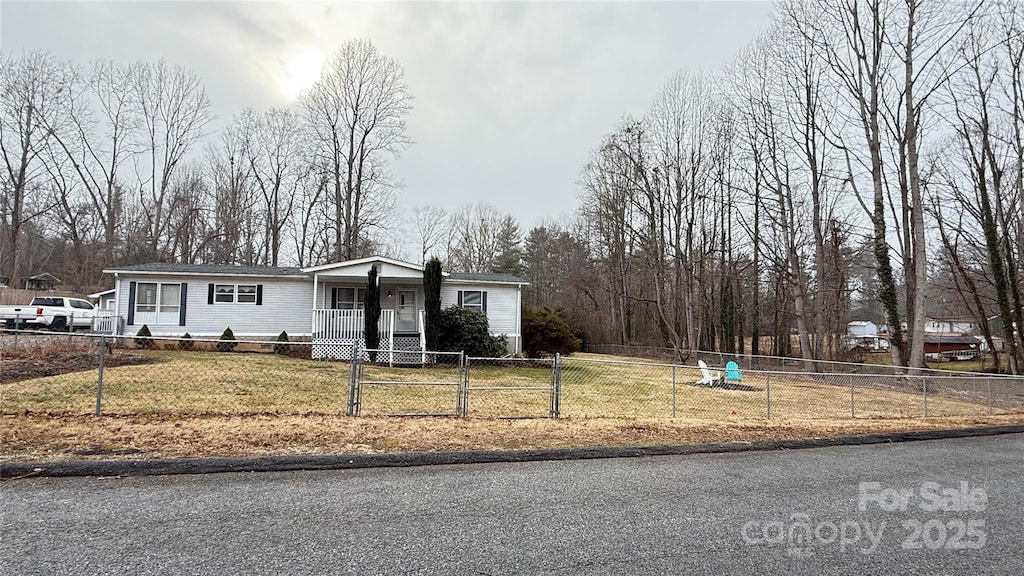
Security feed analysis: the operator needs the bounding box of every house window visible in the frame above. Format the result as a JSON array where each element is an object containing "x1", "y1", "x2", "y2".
[
  {"x1": 458, "y1": 290, "x2": 487, "y2": 314},
  {"x1": 136, "y1": 283, "x2": 181, "y2": 325},
  {"x1": 137, "y1": 283, "x2": 158, "y2": 314},
  {"x1": 333, "y1": 287, "x2": 366, "y2": 310},
  {"x1": 213, "y1": 284, "x2": 258, "y2": 304},
  {"x1": 237, "y1": 285, "x2": 257, "y2": 304},
  {"x1": 215, "y1": 284, "x2": 235, "y2": 303}
]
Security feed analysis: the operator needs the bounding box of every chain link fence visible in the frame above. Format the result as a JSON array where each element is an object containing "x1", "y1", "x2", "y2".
[
  {"x1": 3, "y1": 331, "x2": 1023, "y2": 420},
  {"x1": 584, "y1": 343, "x2": 1003, "y2": 377}
]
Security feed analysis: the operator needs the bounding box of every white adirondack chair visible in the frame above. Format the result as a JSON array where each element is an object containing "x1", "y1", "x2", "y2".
[{"x1": 696, "y1": 359, "x2": 723, "y2": 387}]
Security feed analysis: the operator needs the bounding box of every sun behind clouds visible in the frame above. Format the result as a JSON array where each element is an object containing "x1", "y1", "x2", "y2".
[{"x1": 276, "y1": 49, "x2": 325, "y2": 101}]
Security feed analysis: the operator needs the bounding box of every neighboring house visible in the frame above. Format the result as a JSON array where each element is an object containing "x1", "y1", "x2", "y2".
[
  {"x1": 102, "y1": 256, "x2": 527, "y2": 357},
  {"x1": 88, "y1": 289, "x2": 116, "y2": 310},
  {"x1": 847, "y1": 321, "x2": 878, "y2": 337},
  {"x1": 924, "y1": 317, "x2": 977, "y2": 335},
  {"x1": 24, "y1": 273, "x2": 61, "y2": 291},
  {"x1": 923, "y1": 335, "x2": 980, "y2": 361},
  {"x1": 846, "y1": 321, "x2": 888, "y2": 351}
]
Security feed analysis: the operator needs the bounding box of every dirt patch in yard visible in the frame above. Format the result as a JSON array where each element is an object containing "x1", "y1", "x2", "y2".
[
  {"x1": 0, "y1": 342, "x2": 156, "y2": 384},
  {"x1": 2, "y1": 413, "x2": 1022, "y2": 462}
]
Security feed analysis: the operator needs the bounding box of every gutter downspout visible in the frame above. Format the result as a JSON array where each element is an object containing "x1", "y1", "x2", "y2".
[
  {"x1": 516, "y1": 285, "x2": 522, "y2": 355},
  {"x1": 113, "y1": 273, "x2": 121, "y2": 336}
]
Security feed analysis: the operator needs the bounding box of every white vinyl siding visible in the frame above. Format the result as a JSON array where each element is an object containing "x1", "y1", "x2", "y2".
[
  {"x1": 441, "y1": 283, "x2": 519, "y2": 335},
  {"x1": 118, "y1": 275, "x2": 313, "y2": 337},
  {"x1": 441, "y1": 282, "x2": 521, "y2": 353}
]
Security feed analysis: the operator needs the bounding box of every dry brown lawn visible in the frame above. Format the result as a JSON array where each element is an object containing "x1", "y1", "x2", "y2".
[
  {"x1": 3, "y1": 413, "x2": 1023, "y2": 462},
  {"x1": 2, "y1": 350, "x2": 1019, "y2": 419},
  {"x1": 2, "y1": 349, "x2": 1022, "y2": 462}
]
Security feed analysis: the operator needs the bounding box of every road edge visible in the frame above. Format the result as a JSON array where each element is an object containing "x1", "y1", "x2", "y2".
[{"x1": 3, "y1": 423, "x2": 1023, "y2": 479}]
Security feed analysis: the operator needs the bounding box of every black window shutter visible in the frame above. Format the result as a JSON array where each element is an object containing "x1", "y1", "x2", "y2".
[
  {"x1": 457, "y1": 291, "x2": 463, "y2": 307},
  {"x1": 127, "y1": 281, "x2": 137, "y2": 325},
  {"x1": 179, "y1": 284, "x2": 188, "y2": 326},
  {"x1": 256, "y1": 284, "x2": 263, "y2": 306},
  {"x1": 330, "y1": 287, "x2": 337, "y2": 309},
  {"x1": 482, "y1": 292, "x2": 488, "y2": 313},
  {"x1": 207, "y1": 283, "x2": 214, "y2": 305}
]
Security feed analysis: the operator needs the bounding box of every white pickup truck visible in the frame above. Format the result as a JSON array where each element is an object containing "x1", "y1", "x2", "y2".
[{"x1": 0, "y1": 296, "x2": 99, "y2": 331}]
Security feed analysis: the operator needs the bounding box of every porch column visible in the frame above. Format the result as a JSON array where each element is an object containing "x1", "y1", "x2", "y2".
[{"x1": 311, "y1": 274, "x2": 318, "y2": 336}]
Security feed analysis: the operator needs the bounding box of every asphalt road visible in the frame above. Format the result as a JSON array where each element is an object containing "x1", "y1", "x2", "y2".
[{"x1": 2, "y1": 434, "x2": 1022, "y2": 575}]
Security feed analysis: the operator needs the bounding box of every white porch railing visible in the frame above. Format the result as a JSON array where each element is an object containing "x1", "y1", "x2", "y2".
[
  {"x1": 419, "y1": 309, "x2": 427, "y2": 364},
  {"x1": 312, "y1": 309, "x2": 395, "y2": 349}
]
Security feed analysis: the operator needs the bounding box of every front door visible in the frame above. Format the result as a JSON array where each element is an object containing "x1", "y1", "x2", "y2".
[{"x1": 397, "y1": 290, "x2": 417, "y2": 332}]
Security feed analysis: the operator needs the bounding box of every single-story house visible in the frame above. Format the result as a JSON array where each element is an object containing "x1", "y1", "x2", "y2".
[{"x1": 102, "y1": 256, "x2": 527, "y2": 358}]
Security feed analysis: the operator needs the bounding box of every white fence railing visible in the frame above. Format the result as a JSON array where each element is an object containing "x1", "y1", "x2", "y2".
[{"x1": 91, "y1": 312, "x2": 122, "y2": 335}]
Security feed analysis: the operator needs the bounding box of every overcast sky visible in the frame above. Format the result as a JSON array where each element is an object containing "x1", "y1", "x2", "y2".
[{"x1": 1, "y1": 1, "x2": 773, "y2": 232}]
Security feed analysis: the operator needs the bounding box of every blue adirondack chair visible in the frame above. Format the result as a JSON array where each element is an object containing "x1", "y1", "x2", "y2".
[{"x1": 725, "y1": 361, "x2": 742, "y2": 382}]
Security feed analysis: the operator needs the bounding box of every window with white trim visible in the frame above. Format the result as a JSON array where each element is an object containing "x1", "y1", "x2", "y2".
[
  {"x1": 136, "y1": 282, "x2": 181, "y2": 325},
  {"x1": 214, "y1": 284, "x2": 235, "y2": 303},
  {"x1": 237, "y1": 285, "x2": 257, "y2": 304},
  {"x1": 332, "y1": 287, "x2": 366, "y2": 310},
  {"x1": 214, "y1": 284, "x2": 258, "y2": 304},
  {"x1": 458, "y1": 290, "x2": 486, "y2": 314}
]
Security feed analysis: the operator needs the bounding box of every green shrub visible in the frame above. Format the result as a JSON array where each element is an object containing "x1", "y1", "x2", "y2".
[
  {"x1": 217, "y1": 326, "x2": 238, "y2": 353},
  {"x1": 522, "y1": 307, "x2": 581, "y2": 357},
  {"x1": 438, "y1": 306, "x2": 507, "y2": 357},
  {"x1": 273, "y1": 330, "x2": 290, "y2": 355},
  {"x1": 135, "y1": 324, "x2": 154, "y2": 349},
  {"x1": 178, "y1": 332, "x2": 195, "y2": 350}
]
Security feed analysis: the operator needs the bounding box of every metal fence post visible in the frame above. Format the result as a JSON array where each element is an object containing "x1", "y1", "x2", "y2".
[
  {"x1": 347, "y1": 342, "x2": 360, "y2": 417},
  {"x1": 849, "y1": 374, "x2": 855, "y2": 419},
  {"x1": 459, "y1": 353, "x2": 468, "y2": 417},
  {"x1": 922, "y1": 376, "x2": 928, "y2": 417},
  {"x1": 95, "y1": 336, "x2": 106, "y2": 415},
  {"x1": 671, "y1": 366, "x2": 677, "y2": 418},
  {"x1": 551, "y1": 353, "x2": 562, "y2": 418},
  {"x1": 766, "y1": 373, "x2": 771, "y2": 419}
]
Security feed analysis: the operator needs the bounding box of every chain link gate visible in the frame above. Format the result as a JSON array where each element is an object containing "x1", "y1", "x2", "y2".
[
  {"x1": 462, "y1": 354, "x2": 561, "y2": 418},
  {"x1": 348, "y1": 346, "x2": 465, "y2": 417}
]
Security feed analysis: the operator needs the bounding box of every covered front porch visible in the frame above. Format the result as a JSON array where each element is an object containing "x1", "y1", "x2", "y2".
[
  {"x1": 306, "y1": 257, "x2": 428, "y2": 363},
  {"x1": 311, "y1": 308, "x2": 426, "y2": 363}
]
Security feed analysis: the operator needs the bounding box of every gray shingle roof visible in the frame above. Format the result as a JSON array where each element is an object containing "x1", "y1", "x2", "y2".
[
  {"x1": 107, "y1": 262, "x2": 305, "y2": 276},
  {"x1": 448, "y1": 272, "x2": 529, "y2": 284},
  {"x1": 924, "y1": 335, "x2": 980, "y2": 345}
]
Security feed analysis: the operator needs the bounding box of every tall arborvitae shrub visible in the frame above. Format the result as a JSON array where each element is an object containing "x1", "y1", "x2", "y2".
[
  {"x1": 364, "y1": 268, "x2": 381, "y2": 362},
  {"x1": 423, "y1": 257, "x2": 443, "y2": 352}
]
